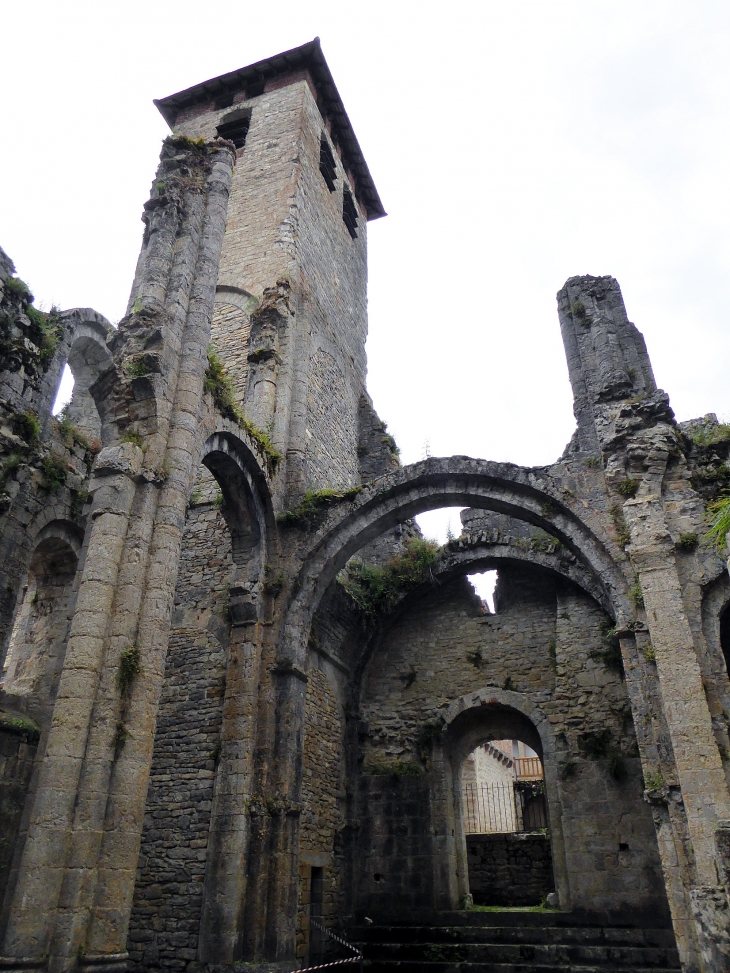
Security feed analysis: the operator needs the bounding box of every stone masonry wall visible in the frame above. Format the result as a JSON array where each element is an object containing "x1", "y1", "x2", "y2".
[
  {"x1": 358, "y1": 565, "x2": 668, "y2": 920},
  {"x1": 210, "y1": 301, "x2": 252, "y2": 411},
  {"x1": 466, "y1": 833, "x2": 555, "y2": 906},
  {"x1": 127, "y1": 469, "x2": 234, "y2": 972},
  {"x1": 173, "y1": 77, "x2": 370, "y2": 498},
  {"x1": 304, "y1": 349, "x2": 358, "y2": 491},
  {"x1": 296, "y1": 665, "x2": 344, "y2": 962},
  {"x1": 0, "y1": 727, "x2": 38, "y2": 905}
]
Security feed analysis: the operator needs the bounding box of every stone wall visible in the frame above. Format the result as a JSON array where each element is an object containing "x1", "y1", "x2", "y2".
[
  {"x1": 356, "y1": 564, "x2": 668, "y2": 921},
  {"x1": 466, "y1": 833, "x2": 554, "y2": 906},
  {"x1": 127, "y1": 471, "x2": 233, "y2": 972},
  {"x1": 0, "y1": 725, "x2": 38, "y2": 904},
  {"x1": 304, "y1": 349, "x2": 358, "y2": 491},
  {"x1": 296, "y1": 665, "x2": 344, "y2": 961},
  {"x1": 353, "y1": 774, "x2": 437, "y2": 918},
  {"x1": 172, "y1": 74, "x2": 371, "y2": 501},
  {"x1": 210, "y1": 300, "x2": 252, "y2": 411}
]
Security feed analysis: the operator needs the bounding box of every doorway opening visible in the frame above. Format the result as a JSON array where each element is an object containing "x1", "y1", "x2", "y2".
[{"x1": 454, "y1": 707, "x2": 556, "y2": 908}]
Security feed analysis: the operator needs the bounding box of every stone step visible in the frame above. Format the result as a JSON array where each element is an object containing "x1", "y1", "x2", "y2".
[
  {"x1": 352, "y1": 924, "x2": 677, "y2": 949},
  {"x1": 358, "y1": 958, "x2": 683, "y2": 972},
  {"x1": 395, "y1": 910, "x2": 672, "y2": 928},
  {"x1": 361, "y1": 941, "x2": 679, "y2": 967}
]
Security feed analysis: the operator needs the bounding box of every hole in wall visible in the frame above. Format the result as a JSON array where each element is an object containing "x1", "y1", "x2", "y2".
[
  {"x1": 469, "y1": 570, "x2": 498, "y2": 614},
  {"x1": 721, "y1": 604, "x2": 730, "y2": 676},
  {"x1": 51, "y1": 363, "x2": 74, "y2": 415}
]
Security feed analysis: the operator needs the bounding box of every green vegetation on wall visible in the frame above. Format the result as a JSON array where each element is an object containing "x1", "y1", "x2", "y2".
[
  {"x1": 204, "y1": 348, "x2": 282, "y2": 475},
  {"x1": 340, "y1": 537, "x2": 440, "y2": 620}
]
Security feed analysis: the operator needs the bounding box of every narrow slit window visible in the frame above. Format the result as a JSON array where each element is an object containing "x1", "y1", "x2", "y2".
[
  {"x1": 216, "y1": 112, "x2": 251, "y2": 150},
  {"x1": 342, "y1": 186, "x2": 358, "y2": 239},
  {"x1": 319, "y1": 136, "x2": 337, "y2": 192}
]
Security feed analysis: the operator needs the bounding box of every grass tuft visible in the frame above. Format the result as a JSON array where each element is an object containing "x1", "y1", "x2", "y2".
[
  {"x1": 278, "y1": 486, "x2": 363, "y2": 528},
  {"x1": 616, "y1": 477, "x2": 640, "y2": 498},
  {"x1": 41, "y1": 455, "x2": 69, "y2": 491},
  {"x1": 118, "y1": 646, "x2": 141, "y2": 695},
  {"x1": 204, "y1": 348, "x2": 282, "y2": 475},
  {"x1": 706, "y1": 496, "x2": 730, "y2": 550}
]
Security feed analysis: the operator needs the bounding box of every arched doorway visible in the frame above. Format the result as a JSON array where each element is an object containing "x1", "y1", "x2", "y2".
[{"x1": 452, "y1": 706, "x2": 555, "y2": 907}]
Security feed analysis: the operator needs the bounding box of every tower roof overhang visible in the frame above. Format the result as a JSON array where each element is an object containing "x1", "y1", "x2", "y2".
[{"x1": 154, "y1": 38, "x2": 386, "y2": 221}]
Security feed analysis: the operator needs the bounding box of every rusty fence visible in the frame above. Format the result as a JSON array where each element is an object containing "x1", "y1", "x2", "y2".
[{"x1": 463, "y1": 780, "x2": 548, "y2": 834}]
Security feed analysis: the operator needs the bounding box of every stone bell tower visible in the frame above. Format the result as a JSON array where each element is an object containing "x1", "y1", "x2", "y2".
[{"x1": 155, "y1": 38, "x2": 386, "y2": 503}]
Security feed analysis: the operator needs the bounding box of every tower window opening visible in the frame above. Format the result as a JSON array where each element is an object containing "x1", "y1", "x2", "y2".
[
  {"x1": 319, "y1": 136, "x2": 337, "y2": 192},
  {"x1": 342, "y1": 186, "x2": 358, "y2": 239},
  {"x1": 216, "y1": 112, "x2": 251, "y2": 150}
]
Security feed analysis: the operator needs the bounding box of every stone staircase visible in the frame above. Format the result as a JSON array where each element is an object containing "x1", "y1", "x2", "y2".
[{"x1": 351, "y1": 911, "x2": 682, "y2": 972}]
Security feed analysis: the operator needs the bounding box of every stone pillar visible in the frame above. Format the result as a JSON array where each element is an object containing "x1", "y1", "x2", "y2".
[
  {"x1": 626, "y1": 499, "x2": 730, "y2": 883},
  {"x1": 557, "y1": 274, "x2": 730, "y2": 969},
  {"x1": 0, "y1": 135, "x2": 235, "y2": 973},
  {"x1": 268, "y1": 665, "x2": 307, "y2": 961},
  {"x1": 242, "y1": 283, "x2": 290, "y2": 435},
  {"x1": 198, "y1": 614, "x2": 264, "y2": 963},
  {"x1": 0, "y1": 453, "x2": 138, "y2": 966}
]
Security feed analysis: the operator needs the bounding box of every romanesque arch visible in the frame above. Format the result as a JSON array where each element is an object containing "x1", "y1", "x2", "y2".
[
  {"x1": 3, "y1": 519, "x2": 83, "y2": 723},
  {"x1": 443, "y1": 689, "x2": 568, "y2": 910},
  {"x1": 54, "y1": 310, "x2": 113, "y2": 442},
  {"x1": 284, "y1": 457, "x2": 633, "y2": 668},
  {"x1": 127, "y1": 427, "x2": 274, "y2": 971}
]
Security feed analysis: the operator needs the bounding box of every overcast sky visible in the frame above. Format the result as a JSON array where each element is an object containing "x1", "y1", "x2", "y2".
[{"x1": 2, "y1": 0, "x2": 730, "y2": 555}]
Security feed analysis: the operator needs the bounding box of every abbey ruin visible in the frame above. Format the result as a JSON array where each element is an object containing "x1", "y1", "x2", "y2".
[{"x1": 2, "y1": 37, "x2": 730, "y2": 973}]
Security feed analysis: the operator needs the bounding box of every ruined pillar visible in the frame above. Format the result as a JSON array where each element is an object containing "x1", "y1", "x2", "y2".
[
  {"x1": 0, "y1": 135, "x2": 235, "y2": 973},
  {"x1": 557, "y1": 275, "x2": 730, "y2": 971}
]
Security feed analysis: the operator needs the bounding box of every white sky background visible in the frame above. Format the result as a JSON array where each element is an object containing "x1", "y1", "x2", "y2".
[{"x1": 2, "y1": 1, "x2": 730, "y2": 583}]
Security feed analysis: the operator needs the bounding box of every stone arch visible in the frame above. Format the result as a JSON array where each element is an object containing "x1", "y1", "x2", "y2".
[
  {"x1": 443, "y1": 689, "x2": 570, "y2": 910},
  {"x1": 283, "y1": 457, "x2": 632, "y2": 667},
  {"x1": 3, "y1": 519, "x2": 84, "y2": 725},
  {"x1": 215, "y1": 284, "x2": 258, "y2": 314},
  {"x1": 699, "y1": 572, "x2": 730, "y2": 784},
  {"x1": 210, "y1": 287, "x2": 258, "y2": 405},
  {"x1": 200, "y1": 430, "x2": 275, "y2": 581},
  {"x1": 398, "y1": 535, "x2": 608, "y2": 616},
  {"x1": 128, "y1": 431, "x2": 275, "y2": 965},
  {"x1": 54, "y1": 309, "x2": 113, "y2": 442}
]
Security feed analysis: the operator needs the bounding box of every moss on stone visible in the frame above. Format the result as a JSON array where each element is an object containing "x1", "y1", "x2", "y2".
[
  {"x1": 278, "y1": 486, "x2": 363, "y2": 528},
  {"x1": 4, "y1": 276, "x2": 33, "y2": 302},
  {"x1": 677, "y1": 531, "x2": 698, "y2": 551},
  {"x1": 118, "y1": 646, "x2": 141, "y2": 695},
  {"x1": 610, "y1": 505, "x2": 631, "y2": 547},
  {"x1": 13, "y1": 410, "x2": 40, "y2": 445},
  {"x1": 0, "y1": 710, "x2": 40, "y2": 743},
  {"x1": 616, "y1": 477, "x2": 640, "y2": 498},
  {"x1": 40, "y1": 455, "x2": 69, "y2": 491},
  {"x1": 204, "y1": 347, "x2": 282, "y2": 475}
]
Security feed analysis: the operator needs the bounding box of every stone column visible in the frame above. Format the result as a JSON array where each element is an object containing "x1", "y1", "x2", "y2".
[
  {"x1": 242, "y1": 284, "x2": 291, "y2": 435},
  {"x1": 0, "y1": 451, "x2": 138, "y2": 966},
  {"x1": 198, "y1": 613, "x2": 264, "y2": 963},
  {"x1": 0, "y1": 136, "x2": 235, "y2": 973}
]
